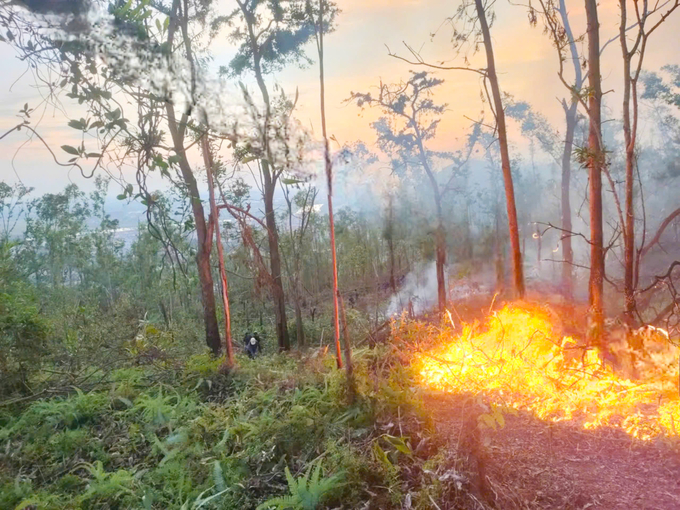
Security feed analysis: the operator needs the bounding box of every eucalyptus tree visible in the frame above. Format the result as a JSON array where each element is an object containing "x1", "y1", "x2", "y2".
[
  {"x1": 389, "y1": 0, "x2": 524, "y2": 299},
  {"x1": 526, "y1": 0, "x2": 585, "y2": 298},
  {"x1": 349, "y1": 72, "x2": 475, "y2": 314},
  {"x1": 0, "y1": 0, "x2": 230, "y2": 355},
  {"x1": 303, "y1": 0, "x2": 344, "y2": 368},
  {"x1": 214, "y1": 0, "x2": 333, "y2": 351},
  {"x1": 617, "y1": 0, "x2": 679, "y2": 322}
]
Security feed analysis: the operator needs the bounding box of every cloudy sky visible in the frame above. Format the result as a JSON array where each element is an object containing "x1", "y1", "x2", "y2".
[{"x1": 0, "y1": 0, "x2": 679, "y2": 196}]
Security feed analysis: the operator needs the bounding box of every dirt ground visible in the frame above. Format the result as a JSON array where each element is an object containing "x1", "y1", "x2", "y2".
[{"x1": 428, "y1": 392, "x2": 680, "y2": 510}]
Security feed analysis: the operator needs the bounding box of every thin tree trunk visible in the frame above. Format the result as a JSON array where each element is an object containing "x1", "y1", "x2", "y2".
[
  {"x1": 413, "y1": 131, "x2": 447, "y2": 313},
  {"x1": 561, "y1": 102, "x2": 577, "y2": 298},
  {"x1": 202, "y1": 137, "x2": 234, "y2": 367},
  {"x1": 263, "y1": 177, "x2": 290, "y2": 351},
  {"x1": 620, "y1": 0, "x2": 636, "y2": 323},
  {"x1": 585, "y1": 0, "x2": 605, "y2": 345},
  {"x1": 318, "y1": 0, "x2": 343, "y2": 369},
  {"x1": 557, "y1": 0, "x2": 580, "y2": 300},
  {"x1": 474, "y1": 0, "x2": 525, "y2": 299},
  {"x1": 239, "y1": 0, "x2": 290, "y2": 352},
  {"x1": 387, "y1": 194, "x2": 397, "y2": 293},
  {"x1": 338, "y1": 292, "x2": 355, "y2": 403},
  {"x1": 294, "y1": 295, "x2": 305, "y2": 347},
  {"x1": 166, "y1": 103, "x2": 221, "y2": 356}
]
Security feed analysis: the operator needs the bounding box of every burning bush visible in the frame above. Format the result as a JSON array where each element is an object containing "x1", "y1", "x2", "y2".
[{"x1": 402, "y1": 304, "x2": 680, "y2": 440}]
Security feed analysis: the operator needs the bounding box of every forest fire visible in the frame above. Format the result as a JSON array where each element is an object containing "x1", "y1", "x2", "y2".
[{"x1": 413, "y1": 305, "x2": 680, "y2": 440}]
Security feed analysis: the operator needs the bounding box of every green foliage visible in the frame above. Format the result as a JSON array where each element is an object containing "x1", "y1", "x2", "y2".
[
  {"x1": 0, "y1": 345, "x2": 438, "y2": 509},
  {"x1": 257, "y1": 460, "x2": 344, "y2": 510}
]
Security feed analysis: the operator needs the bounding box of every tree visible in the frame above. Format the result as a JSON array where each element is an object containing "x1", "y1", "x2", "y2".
[
  {"x1": 349, "y1": 72, "x2": 474, "y2": 314},
  {"x1": 531, "y1": 0, "x2": 585, "y2": 298},
  {"x1": 202, "y1": 136, "x2": 235, "y2": 368},
  {"x1": 305, "y1": 0, "x2": 345, "y2": 368},
  {"x1": 584, "y1": 0, "x2": 605, "y2": 343},
  {"x1": 618, "y1": 0, "x2": 679, "y2": 323},
  {"x1": 472, "y1": 0, "x2": 524, "y2": 299},
  {"x1": 0, "y1": 0, "x2": 228, "y2": 355},
  {"x1": 281, "y1": 184, "x2": 318, "y2": 348},
  {"x1": 217, "y1": 0, "x2": 328, "y2": 351},
  {"x1": 389, "y1": 0, "x2": 524, "y2": 299}
]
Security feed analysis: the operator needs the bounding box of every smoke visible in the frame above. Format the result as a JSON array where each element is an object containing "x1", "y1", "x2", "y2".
[{"x1": 386, "y1": 262, "x2": 443, "y2": 317}]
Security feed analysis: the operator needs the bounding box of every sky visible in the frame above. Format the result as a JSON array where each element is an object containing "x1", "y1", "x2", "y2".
[{"x1": 0, "y1": 0, "x2": 679, "y2": 200}]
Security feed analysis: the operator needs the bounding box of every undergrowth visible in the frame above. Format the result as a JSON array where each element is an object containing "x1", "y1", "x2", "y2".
[{"x1": 0, "y1": 346, "x2": 452, "y2": 509}]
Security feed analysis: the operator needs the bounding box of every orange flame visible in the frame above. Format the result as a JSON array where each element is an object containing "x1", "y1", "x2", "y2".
[{"x1": 412, "y1": 304, "x2": 680, "y2": 440}]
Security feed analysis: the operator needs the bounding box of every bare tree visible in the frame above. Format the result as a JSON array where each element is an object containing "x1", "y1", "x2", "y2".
[
  {"x1": 618, "y1": 0, "x2": 679, "y2": 323},
  {"x1": 473, "y1": 0, "x2": 524, "y2": 299},
  {"x1": 389, "y1": 0, "x2": 524, "y2": 298},
  {"x1": 349, "y1": 73, "x2": 475, "y2": 314},
  {"x1": 306, "y1": 0, "x2": 345, "y2": 368},
  {"x1": 532, "y1": 0, "x2": 584, "y2": 298},
  {"x1": 585, "y1": 0, "x2": 605, "y2": 344}
]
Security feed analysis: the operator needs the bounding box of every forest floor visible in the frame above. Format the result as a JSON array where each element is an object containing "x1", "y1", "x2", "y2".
[{"x1": 429, "y1": 392, "x2": 680, "y2": 509}]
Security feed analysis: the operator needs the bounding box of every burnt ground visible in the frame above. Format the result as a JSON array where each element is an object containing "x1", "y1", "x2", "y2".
[{"x1": 428, "y1": 393, "x2": 680, "y2": 510}]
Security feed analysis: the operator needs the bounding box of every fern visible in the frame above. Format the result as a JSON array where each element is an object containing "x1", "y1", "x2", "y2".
[{"x1": 257, "y1": 460, "x2": 344, "y2": 510}]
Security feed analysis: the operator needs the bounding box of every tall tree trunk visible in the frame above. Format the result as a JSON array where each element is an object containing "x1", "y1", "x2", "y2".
[
  {"x1": 561, "y1": 102, "x2": 577, "y2": 299},
  {"x1": 263, "y1": 174, "x2": 290, "y2": 351},
  {"x1": 474, "y1": 0, "x2": 525, "y2": 299},
  {"x1": 557, "y1": 0, "x2": 581, "y2": 300},
  {"x1": 619, "y1": 0, "x2": 636, "y2": 323},
  {"x1": 166, "y1": 103, "x2": 221, "y2": 356},
  {"x1": 413, "y1": 131, "x2": 447, "y2": 313},
  {"x1": 585, "y1": 0, "x2": 605, "y2": 344},
  {"x1": 318, "y1": 0, "x2": 343, "y2": 369},
  {"x1": 202, "y1": 136, "x2": 234, "y2": 367},
  {"x1": 239, "y1": 0, "x2": 290, "y2": 352}
]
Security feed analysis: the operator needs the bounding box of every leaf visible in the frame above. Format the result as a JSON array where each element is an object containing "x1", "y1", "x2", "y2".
[
  {"x1": 478, "y1": 413, "x2": 497, "y2": 431},
  {"x1": 384, "y1": 434, "x2": 412, "y2": 455},
  {"x1": 116, "y1": 396, "x2": 133, "y2": 408},
  {"x1": 212, "y1": 461, "x2": 226, "y2": 492},
  {"x1": 116, "y1": 194, "x2": 127, "y2": 200},
  {"x1": 14, "y1": 499, "x2": 39, "y2": 510},
  {"x1": 61, "y1": 145, "x2": 80, "y2": 155}
]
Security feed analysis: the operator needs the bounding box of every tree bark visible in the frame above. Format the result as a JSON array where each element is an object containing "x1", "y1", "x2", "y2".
[
  {"x1": 202, "y1": 136, "x2": 234, "y2": 367},
  {"x1": 166, "y1": 104, "x2": 221, "y2": 356},
  {"x1": 318, "y1": 0, "x2": 343, "y2": 369},
  {"x1": 585, "y1": 0, "x2": 605, "y2": 344},
  {"x1": 474, "y1": 0, "x2": 525, "y2": 299},
  {"x1": 238, "y1": 0, "x2": 290, "y2": 351},
  {"x1": 262, "y1": 174, "x2": 290, "y2": 351},
  {"x1": 620, "y1": 0, "x2": 636, "y2": 323}
]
